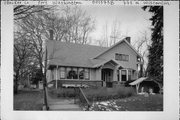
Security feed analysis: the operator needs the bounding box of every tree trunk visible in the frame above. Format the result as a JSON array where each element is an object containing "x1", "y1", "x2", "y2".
[
  {"x1": 14, "y1": 74, "x2": 19, "y2": 94},
  {"x1": 139, "y1": 64, "x2": 143, "y2": 77}
]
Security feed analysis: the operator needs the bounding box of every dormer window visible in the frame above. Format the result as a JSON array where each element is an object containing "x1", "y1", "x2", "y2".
[{"x1": 115, "y1": 53, "x2": 129, "y2": 61}]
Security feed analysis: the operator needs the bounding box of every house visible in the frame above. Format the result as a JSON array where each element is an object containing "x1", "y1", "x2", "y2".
[{"x1": 46, "y1": 36, "x2": 143, "y2": 88}]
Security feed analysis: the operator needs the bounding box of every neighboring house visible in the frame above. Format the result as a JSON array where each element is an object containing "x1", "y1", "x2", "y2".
[{"x1": 46, "y1": 36, "x2": 143, "y2": 88}]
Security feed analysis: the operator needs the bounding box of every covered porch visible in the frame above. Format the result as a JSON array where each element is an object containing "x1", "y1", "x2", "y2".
[
  {"x1": 47, "y1": 59, "x2": 139, "y2": 88},
  {"x1": 95, "y1": 59, "x2": 119, "y2": 87}
]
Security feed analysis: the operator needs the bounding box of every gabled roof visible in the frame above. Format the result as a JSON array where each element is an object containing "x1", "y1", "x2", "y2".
[
  {"x1": 92, "y1": 59, "x2": 119, "y2": 68},
  {"x1": 47, "y1": 41, "x2": 108, "y2": 68},
  {"x1": 94, "y1": 37, "x2": 142, "y2": 59},
  {"x1": 129, "y1": 77, "x2": 148, "y2": 85},
  {"x1": 47, "y1": 37, "x2": 142, "y2": 68}
]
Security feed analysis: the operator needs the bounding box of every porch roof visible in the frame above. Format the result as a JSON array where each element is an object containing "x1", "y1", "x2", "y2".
[
  {"x1": 92, "y1": 59, "x2": 119, "y2": 68},
  {"x1": 48, "y1": 58, "x2": 119, "y2": 69},
  {"x1": 129, "y1": 77, "x2": 148, "y2": 85}
]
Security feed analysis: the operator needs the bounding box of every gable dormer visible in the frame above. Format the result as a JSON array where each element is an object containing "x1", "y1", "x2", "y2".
[
  {"x1": 94, "y1": 37, "x2": 142, "y2": 60},
  {"x1": 93, "y1": 37, "x2": 142, "y2": 70}
]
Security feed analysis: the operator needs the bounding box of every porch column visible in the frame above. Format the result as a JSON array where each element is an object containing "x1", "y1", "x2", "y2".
[
  {"x1": 77, "y1": 68, "x2": 79, "y2": 80},
  {"x1": 100, "y1": 66, "x2": 102, "y2": 81},
  {"x1": 126, "y1": 69, "x2": 128, "y2": 81},
  {"x1": 50, "y1": 70, "x2": 52, "y2": 81},
  {"x1": 119, "y1": 70, "x2": 121, "y2": 82},
  {"x1": 113, "y1": 67, "x2": 117, "y2": 81},
  {"x1": 56, "y1": 65, "x2": 58, "y2": 89},
  {"x1": 99, "y1": 66, "x2": 103, "y2": 87}
]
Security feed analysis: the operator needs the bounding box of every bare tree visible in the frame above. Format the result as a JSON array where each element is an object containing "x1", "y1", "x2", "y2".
[
  {"x1": 14, "y1": 31, "x2": 36, "y2": 94},
  {"x1": 14, "y1": 5, "x2": 95, "y2": 91},
  {"x1": 98, "y1": 22, "x2": 109, "y2": 47},
  {"x1": 110, "y1": 20, "x2": 122, "y2": 46},
  {"x1": 61, "y1": 6, "x2": 95, "y2": 44},
  {"x1": 14, "y1": 5, "x2": 52, "y2": 20},
  {"x1": 14, "y1": 6, "x2": 95, "y2": 109},
  {"x1": 33, "y1": 6, "x2": 95, "y2": 44},
  {"x1": 134, "y1": 31, "x2": 150, "y2": 77},
  {"x1": 98, "y1": 20, "x2": 124, "y2": 47}
]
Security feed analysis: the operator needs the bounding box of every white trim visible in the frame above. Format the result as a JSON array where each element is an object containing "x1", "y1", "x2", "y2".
[
  {"x1": 120, "y1": 68, "x2": 131, "y2": 82},
  {"x1": 119, "y1": 70, "x2": 121, "y2": 82},
  {"x1": 126, "y1": 69, "x2": 128, "y2": 81}
]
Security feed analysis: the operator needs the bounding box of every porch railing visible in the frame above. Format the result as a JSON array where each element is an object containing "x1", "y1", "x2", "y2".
[{"x1": 74, "y1": 87, "x2": 91, "y2": 111}]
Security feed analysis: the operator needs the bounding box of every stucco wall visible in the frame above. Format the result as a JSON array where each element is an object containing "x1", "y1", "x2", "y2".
[
  {"x1": 90, "y1": 69, "x2": 96, "y2": 80},
  {"x1": 97, "y1": 41, "x2": 139, "y2": 71},
  {"x1": 95, "y1": 68, "x2": 101, "y2": 80}
]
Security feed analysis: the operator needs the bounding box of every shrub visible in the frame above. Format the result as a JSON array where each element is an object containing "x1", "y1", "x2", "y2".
[
  {"x1": 48, "y1": 86, "x2": 136, "y2": 101},
  {"x1": 48, "y1": 88, "x2": 76, "y2": 98},
  {"x1": 83, "y1": 86, "x2": 136, "y2": 102}
]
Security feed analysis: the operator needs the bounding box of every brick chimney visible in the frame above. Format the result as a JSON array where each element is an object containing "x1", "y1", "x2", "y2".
[
  {"x1": 49, "y1": 29, "x2": 53, "y2": 40},
  {"x1": 125, "y1": 37, "x2": 131, "y2": 44}
]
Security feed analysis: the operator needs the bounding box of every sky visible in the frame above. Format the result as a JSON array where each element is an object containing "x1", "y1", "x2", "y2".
[{"x1": 80, "y1": 5, "x2": 152, "y2": 46}]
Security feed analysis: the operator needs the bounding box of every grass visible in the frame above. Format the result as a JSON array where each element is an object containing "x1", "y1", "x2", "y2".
[
  {"x1": 115, "y1": 94, "x2": 163, "y2": 111},
  {"x1": 14, "y1": 90, "x2": 43, "y2": 110},
  {"x1": 89, "y1": 94, "x2": 163, "y2": 111}
]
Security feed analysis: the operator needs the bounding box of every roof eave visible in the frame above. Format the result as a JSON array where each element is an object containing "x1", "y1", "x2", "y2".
[{"x1": 93, "y1": 38, "x2": 143, "y2": 59}]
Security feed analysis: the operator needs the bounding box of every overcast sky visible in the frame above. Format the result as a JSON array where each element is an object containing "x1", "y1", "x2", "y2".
[{"x1": 81, "y1": 5, "x2": 152, "y2": 46}]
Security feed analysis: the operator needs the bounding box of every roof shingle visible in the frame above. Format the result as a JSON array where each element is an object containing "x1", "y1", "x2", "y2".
[{"x1": 47, "y1": 41, "x2": 108, "y2": 68}]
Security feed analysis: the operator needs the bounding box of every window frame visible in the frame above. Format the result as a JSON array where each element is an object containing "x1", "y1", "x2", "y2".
[
  {"x1": 60, "y1": 67, "x2": 65, "y2": 79},
  {"x1": 115, "y1": 53, "x2": 129, "y2": 62},
  {"x1": 84, "y1": 68, "x2": 89, "y2": 80}
]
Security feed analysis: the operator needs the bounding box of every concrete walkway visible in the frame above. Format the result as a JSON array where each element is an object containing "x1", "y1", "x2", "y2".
[{"x1": 47, "y1": 90, "x2": 82, "y2": 111}]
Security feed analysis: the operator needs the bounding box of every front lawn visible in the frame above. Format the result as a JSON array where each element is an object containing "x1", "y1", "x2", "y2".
[
  {"x1": 89, "y1": 94, "x2": 163, "y2": 111},
  {"x1": 14, "y1": 90, "x2": 43, "y2": 110},
  {"x1": 48, "y1": 86, "x2": 136, "y2": 101},
  {"x1": 115, "y1": 94, "x2": 163, "y2": 111}
]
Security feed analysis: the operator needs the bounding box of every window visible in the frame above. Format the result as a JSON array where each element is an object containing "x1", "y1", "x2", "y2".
[
  {"x1": 79, "y1": 68, "x2": 84, "y2": 79},
  {"x1": 51, "y1": 70, "x2": 54, "y2": 80},
  {"x1": 121, "y1": 70, "x2": 127, "y2": 81},
  {"x1": 115, "y1": 53, "x2": 129, "y2": 61},
  {"x1": 128, "y1": 70, "x2": 131, "y2": 80},
  {"x1": 67, "y1": 67, "x2": 78, "y2": 79},
  {"x1": 67, "y1": 70, "x2": 78, "y2": 79},
  {"x1": 60, "y1": 67, "x2": 65, "y2": 79},
  {"x1": 121, "y1": 70, "x2": 126, "y2": 75},
  {"x1": 84, "y1": 69, "x2": 89, "y2": 80}
]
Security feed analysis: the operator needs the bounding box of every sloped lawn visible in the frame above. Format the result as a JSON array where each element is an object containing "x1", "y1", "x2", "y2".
[
  {"x1": 89, "y1": 94, "x2": 163, "y2": 111},
  {"x1": 14, "y1": 90, "x2": 43, "y2": 110}
]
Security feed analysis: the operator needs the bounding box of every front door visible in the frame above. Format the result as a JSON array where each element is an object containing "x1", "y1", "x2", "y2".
[
  {"x1": 102, "y1": 69, "x2": 113, "y2": 87},
  {"x1": 121, "y1": 70, "x2": 127, "y2": 81}
]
